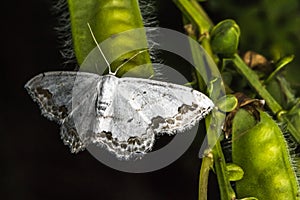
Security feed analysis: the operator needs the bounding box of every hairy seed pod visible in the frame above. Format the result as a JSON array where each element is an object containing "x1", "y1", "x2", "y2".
[
  {"x1": 232, "y1": 109, "x2": 300, "y2": 199},
  {"x1": 67, "y1": 0, "x2": 153, "y2": 76}
]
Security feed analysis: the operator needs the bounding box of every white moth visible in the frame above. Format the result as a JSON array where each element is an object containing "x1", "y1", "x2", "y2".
[{"x1": 25, "y1": 24, "x2": 214, "y2": 159}]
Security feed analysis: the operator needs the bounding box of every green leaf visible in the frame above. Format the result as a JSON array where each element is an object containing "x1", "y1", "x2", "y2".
[
  {"x1": 216, "y1": 95, "x2": 238, "y2": 112},
  {"x1": 265, "y1": 55, "x2": 294, "y2": 83},
  {"x1": 226, "y1": 163, "x2": 244, "y2": 181}
]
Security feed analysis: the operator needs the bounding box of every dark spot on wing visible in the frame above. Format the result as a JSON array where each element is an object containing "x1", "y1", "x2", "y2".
[
  {"x1": 32, "y1": 86, "x2": 69, "y2": 120},
  {"x1": 140, "y1": 145, "x2": 145, "y2": 151},
  {"x1": 68, "y1": 128, "x2": 77, "y2": 137},
  {"x1": 98, "y1": 132, "x2": 106, "y2": 138},
  {"x1": 166, "y1": 118, "x2": 175, "y2": 124},
  {"x1": 36, "y1": 87, "x2": 53, "y2": 99},
  {"x1": 175, "y1": 115, "x2": 182, "y2": 120},
  {"x1": 97, "y1": 101, "x2": 110, "y2": 113},
  {"x1": 178, "y1": 104, "x2": 189, "y2": 114},
  {"x1": 147, "y1": 141, "x2": 151, "y2": 147},
  {"x1": 192, "y1": 102, "x2": 198, "y2": 108},
  {"x1": 121, "y1": 143, "x2": 127, "y2": 149},
  {"x1": 105, "y1": 132, "x2": 112, "y2": 140},
  {"x1": 128, "y1": 136, "x2": 138, "y2": 145},
  {"x1": 52, "y1": 105, "x2": 58, "y2": 112},
  {"x1": 60, "y1": 119, "x2": 85, "y2": 153},
  {"x1": 151, "y1": 116, "x2": 165, "y2": 129},
  {"x1": 58, "y1": 105, "x2": 68, "y2": 118},
  {"x1": 112, "y1": 140, "x2": 119, "y2": 147},
  {"x1": 178, "y1": 104, "x2": 196, "y2": 114}
]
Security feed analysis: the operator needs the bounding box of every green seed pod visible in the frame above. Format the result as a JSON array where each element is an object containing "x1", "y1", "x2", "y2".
[
  {"x1": 67, "y1": 0, "x2": 153, "y2": 76},
  {"x1": 210, "y1": 19, "x2": 240, "y2": 56},
  {"x1": 232, "y1": 109, "x2": 300, "y2": 199}
]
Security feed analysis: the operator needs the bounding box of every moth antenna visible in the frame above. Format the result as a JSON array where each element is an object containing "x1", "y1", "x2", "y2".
[
  {"x1": 113, "y1": 44, "x2": 155, "y2": 76},
  {"x1": 87, "y1": 23, "x2": 112, "y2": 74},
  {"x1": 112, "y1": 49, "x2": 147, "y2": 75}
]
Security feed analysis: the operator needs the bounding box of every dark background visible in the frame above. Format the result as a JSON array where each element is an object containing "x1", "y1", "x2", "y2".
[
  {"x1": 2, "y1": 0, "x2": 300, "y2": 199},
  {"x1": 1, "y1": 1, "x2": 219, "y2": 200}
]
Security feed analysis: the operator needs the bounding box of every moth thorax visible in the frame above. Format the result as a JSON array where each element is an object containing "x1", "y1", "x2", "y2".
[{"x1": 96, "y1": 75, "x2": 118, "y2": 115}]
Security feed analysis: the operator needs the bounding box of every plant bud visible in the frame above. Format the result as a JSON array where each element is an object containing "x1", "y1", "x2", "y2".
[{"x1": 210, "y1": 19, "x2": 240, "y2": 56}]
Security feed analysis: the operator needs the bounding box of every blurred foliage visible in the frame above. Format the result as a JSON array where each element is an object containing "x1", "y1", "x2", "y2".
[{"x1": 204, "y1": 0, "x2": 300, "y2": 94}]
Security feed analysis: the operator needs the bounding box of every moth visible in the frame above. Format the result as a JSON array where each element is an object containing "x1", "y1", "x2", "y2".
[
  {"x1": 25, "y1": 24, "x2": 214, "y2": 159},
  {"x1": 25, "y1": 71, "x2": 214, "y2": 159}
]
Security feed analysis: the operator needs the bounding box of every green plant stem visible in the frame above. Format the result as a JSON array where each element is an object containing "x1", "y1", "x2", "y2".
[
  {"x1": 232, "y1": 53, "x2": 300, "y2": 143},
  {"x1": 212, "y1": 141, "x2": 236, "y2": 200},
  {"x1": 206, "y1": 114, "x2": 236, "y2": 200},
  {"x1": 201, "y1": 37, "x2": 214, "y2": 62},
  {"x1": 173, "y1": 0, "x2": 214, "y2": 58},
  {"x1": 190, "y1": 0, "x2": 214, "y2": 27},
  {"x1": 187, "y1": 29, "x2": 232, "y2": 200},
  {"x1": 232, "y1": 54, "x2": 282, "y2": 112},
  {"x1": 173, "y1": 0, "x2": 212, "y2": 35},
  {"x1": 174, "y1": 1, "x2": 235, "y2": 199},
  {"x1": 199, "y1": 150, "x2": 213, "y2": 200}
]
